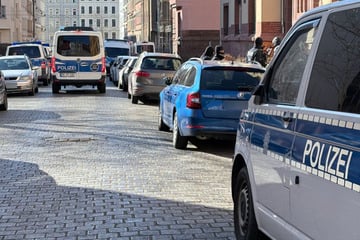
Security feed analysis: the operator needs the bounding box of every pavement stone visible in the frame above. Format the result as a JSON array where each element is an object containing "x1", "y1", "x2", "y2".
[{"x1": 0, "y1": 83, "x2": 236, "y2": 239}]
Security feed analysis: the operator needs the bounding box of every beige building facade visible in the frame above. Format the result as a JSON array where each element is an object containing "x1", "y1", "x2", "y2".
[{"x1": 0, "y1": 0, "x2": 34, "y2": 44}]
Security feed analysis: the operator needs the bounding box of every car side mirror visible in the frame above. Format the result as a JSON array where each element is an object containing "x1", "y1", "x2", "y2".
[{"x1": 164, "y1": 76, "x2": 172, "y2": 85}]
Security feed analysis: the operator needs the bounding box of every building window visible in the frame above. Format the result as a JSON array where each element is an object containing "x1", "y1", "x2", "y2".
[
  {"x1": 104, "y1": 32, "x2": 109, "y2": 39},
  {"x1": 89, "y1": 19, "x2": 93, "y2": 26},
  {"x1": 73, "y1": 9, "x2": 77, "y2": 15},
  {"x1": 81, "y1": 6, "x2": 84, "y2": 14},
  {"x1": 112, "y1": 19, "x2": 116, "y2": 27},
  {"x1": 112, "y1": 32, "x2": 116, "y2": 39},
  {"x1": 97, "y1": 19, "x2": 100, "y2": 27},
  {"x1": 223, "y1": 4, "x2": 229, "y2": 36},
  {"x1": 104, "y1": 19, "x2": 108, "y2": 27},
  {"x1": 248, "y1": 0, "x2": 255, "y2": 34},
  {"x1": 81, "y1": 19, "x2": 85, "y2": 27},
  {"x1": 112, "y1": 6, "x2": 115, "y2": 14},
  {"x1": 89, "y1": 6, "x2": 92, "y2": 14},
  {"x1": 104, "y1": 6, "x2": 108, "y2": 14},
  {"x1": 0, "y1": 6, "x2": 6, "y2": 18},
  {"x1": 96, "y1": 6, "x2": 100, "y2": 14}
]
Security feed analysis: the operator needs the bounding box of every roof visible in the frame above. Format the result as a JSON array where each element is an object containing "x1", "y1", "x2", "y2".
[
  {"x1": 140, "y1": 51, "x2": 181, "y2": 59},
  {"x1": 187, "y1": 57, "x2": 266, "y2": 71}
]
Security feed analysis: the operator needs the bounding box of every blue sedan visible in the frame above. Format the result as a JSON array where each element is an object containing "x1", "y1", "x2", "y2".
[{"x1": 158, "y1": 58, "x2": 265, "y2": 149}]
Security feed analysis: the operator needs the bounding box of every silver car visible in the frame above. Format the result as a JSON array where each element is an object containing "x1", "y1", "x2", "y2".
[
  {"x1": 0, "y1": 70, "x2": 8, "y2": 111},
  {"x1": 0, "y1": 55, "x2": 39, "y2": 96},
  {"x1": 127, "y1": 52, "x2": 182, "y2": 104}
]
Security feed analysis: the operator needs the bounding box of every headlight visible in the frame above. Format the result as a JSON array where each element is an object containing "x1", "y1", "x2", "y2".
[{"x1": 18, "y1": 74, "x2": 33, "y2": 81}]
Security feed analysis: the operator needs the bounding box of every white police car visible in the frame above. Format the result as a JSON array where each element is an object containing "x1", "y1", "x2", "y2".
[
  {"x1": 231, "y1": 1, "x2": 360, "y2": 239},
  {"x1": 6, "y1": 42, "x2": 50, "y2": 86}
]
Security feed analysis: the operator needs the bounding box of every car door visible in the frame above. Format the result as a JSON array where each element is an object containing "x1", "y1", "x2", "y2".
[
  {"x1": 290, "y1": 6, "x2": 360, "y2": 240},
  {"x1": 248, "y1": 19, "x2": 319, "y2": 233},
  {"x1": 162, "y1": 63, "x2": 191, "y2": 127}
]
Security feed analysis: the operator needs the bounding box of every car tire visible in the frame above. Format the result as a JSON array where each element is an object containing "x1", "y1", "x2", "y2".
[
  {"x1": 52, "y1": 83, "x2": 60, "y2": 94},
  {"x1": 234, "y1": 167, "x2": 259, "y2": 240},
  {"x1": 173, "y1": 114, "x2": 188, "y2": 149},
  {"x1": 158, "y1": 108, "x2": 170, "y2": 131},
  {"x1": 123, "y1": 83, "x2": 128, "y2": 92},
  {"x1": 0, "y1": 92, "x2": 8, "y2": 111},
  {"x1": 131, "y1": 94, "x2": 138, "y2": 104},
  {"x1": 98, "y1": 83, "x2": 106, "y2": 93}
]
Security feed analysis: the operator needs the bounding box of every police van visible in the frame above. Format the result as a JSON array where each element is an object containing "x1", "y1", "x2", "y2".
[
  {"x1": 51, "y1": 27, "x2": 106, "y2": 93},
  {"x1": 6, "y1": 41, "x2": 50, "y2": 86},
  {"x1": 104, "y1": 39, "x2": 130, "y2": 75},
  {"x1": 231, "y1": 1, "x2": 360, "y2": 240}
]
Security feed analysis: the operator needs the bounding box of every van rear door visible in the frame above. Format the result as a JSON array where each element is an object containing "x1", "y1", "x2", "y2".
[{"x1": 54, "y1": 33, "x2": 104, "y2": 81}]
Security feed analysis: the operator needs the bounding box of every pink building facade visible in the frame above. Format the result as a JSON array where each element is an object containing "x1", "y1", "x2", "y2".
[{"x1": 169, "y1": 0, "x2": 220, "y2": 61}]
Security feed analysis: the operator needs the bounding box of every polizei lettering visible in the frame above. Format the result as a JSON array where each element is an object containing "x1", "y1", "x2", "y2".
[
  {"x1": 57, "y1": 65, "x2": 76, "y2": 71},
  {"x1": 303, "y1": 139, "x2": 352, "y2": 179}
]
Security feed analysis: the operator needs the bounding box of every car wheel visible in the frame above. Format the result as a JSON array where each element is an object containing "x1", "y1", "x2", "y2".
[
  {"x1": 234, "y1": 167, "x2": 259, "y2": 240},
  {"x1": 0, "y1": 92, "x2": 8, "y2": 111},
  {"x1": 52, "y1": 83, "x2": 60, "y2": 94},
  {"x1": 35, "y1": 86, "x2": 39, "y2": 93},
  {"x1": 173, "y1": 114, "x2": 187, "y2": 149},
  {"x1": 122, "y1": 83, "x2": 128, "y2": 92},
  {"x1": 131, "y1": 94, "x2": 138, "y2": 104},
  {"x1": 158, "y1": 107, "x2": 170, "y2": 131},
  {"x1": 118, "y1": 79, "x2": 123, "y2": 89},
  {"x1": 98, "y1": 83, "x2": 106, "y2": 93}
]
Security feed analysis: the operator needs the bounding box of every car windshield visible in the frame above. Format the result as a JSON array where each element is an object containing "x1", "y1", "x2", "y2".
[
  {"x1": 200, "y1": 68, "x2": 264, "y2": 91},
  {"x1": 8, "y1": 46, "x2": 41, "y2": 58},
  {"x1": 0, "y1": 58, "x2": 28, "y2": 70},
  {"x1": 141, "y1": 57, "x2": 182, "y2": 70}
]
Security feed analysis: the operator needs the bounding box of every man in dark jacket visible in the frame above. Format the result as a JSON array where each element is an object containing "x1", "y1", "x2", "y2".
[
  {"x1": 211, "y1": 45, "x2": 225, "y2": 61},
  {"x1": 246, "y1": 37, "x2": 267, "y2": 67}
]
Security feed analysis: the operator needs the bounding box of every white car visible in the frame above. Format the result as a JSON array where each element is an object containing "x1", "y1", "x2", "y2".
[
  {"x1": 110, "y1": 55, "x2": 130, "y2": 86},
  {"x1": 0, "y1": 70, "x2": 8, "y2": 111},
  {"x1": 0, "y1": 55, "x2": 38, "y2": 96}
]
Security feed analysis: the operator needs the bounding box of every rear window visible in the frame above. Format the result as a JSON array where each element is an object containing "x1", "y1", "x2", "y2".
[
  {"x1": 141, "y1": 57, "x2": 182, "y2": 71},
  {"x1": 105, "y1": 47, "x2": 129, "y2": 57},
  {"x1": 200, "y1": 68, "x2": 264, "y2": 91},
  {"x1": 57, "y1": 35, "x2": 100, "y2": 57},
  {"x1": 8, "y1": 46, "x2": 41, "y2": 58}
]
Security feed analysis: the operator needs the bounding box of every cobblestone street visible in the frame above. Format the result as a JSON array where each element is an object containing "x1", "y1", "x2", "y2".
[{"x1": 0, "y1": 83, "x2": 236, "y2": 239}]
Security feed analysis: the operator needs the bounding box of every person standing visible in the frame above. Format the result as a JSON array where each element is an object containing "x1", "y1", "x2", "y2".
[
  {"x1": 200, "y1": 45, "x2": 214, "y2": 60},
  {"x1": 211, "y1": 45, "x2": 225, "y2": 61},
  {"x1": 246, "y1": 37, "x2": 267, "y2": 67}
]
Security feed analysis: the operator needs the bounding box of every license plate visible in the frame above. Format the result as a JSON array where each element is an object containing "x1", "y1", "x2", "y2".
[{"x1": 60, "y1": 72, "x2": 75, "y2": 77}]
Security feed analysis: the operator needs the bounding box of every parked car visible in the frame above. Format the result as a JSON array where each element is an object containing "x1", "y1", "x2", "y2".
[
  {"x1": 110, "y1": 55, "x2": 129, "y2": 86},
  {"x1": 0, "y1": 70, "x2": 8, "y2": 111},
  {"x1": 118, "y1": 56, "x2": 138, "y2": 91},
  {"x1": 158, "y1": 58, "x2": 264, "y2": 149},
  {"x1": 128, "y1": 52, "x2": 182, "y2": 104},
  {"x1": 6, "y1": 42, "x2": 50, "y2": 86},
  {"x1": 0, "y1": 55, "x2": 39, "y2": 96},
  {"x1": 231, "y1": 1, "x2": 360, "y2": 240}
]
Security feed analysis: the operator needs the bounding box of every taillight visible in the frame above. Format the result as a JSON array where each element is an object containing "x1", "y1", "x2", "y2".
[
  {"x1": 101, "y1": 57, "x2": 106, "y2": 73},
  {"x1": 135, "y1": 71, "x2": 150, "y2": 78},
  {"x1": 186, "y1": 92, "x2": 201, "y2": 109},
  {"x1": 51, "y1": 56, "x2": 56, "y2": 72}
]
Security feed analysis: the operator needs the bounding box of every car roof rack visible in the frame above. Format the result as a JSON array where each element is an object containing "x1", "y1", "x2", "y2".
[{"x1": 188, "y1": 57, "x2": 204, "y2": 64}]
